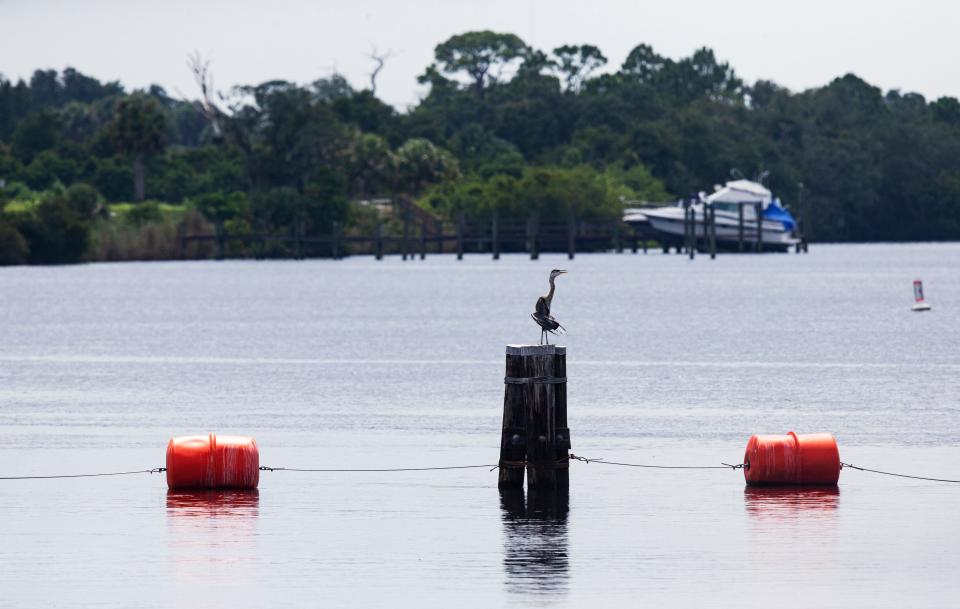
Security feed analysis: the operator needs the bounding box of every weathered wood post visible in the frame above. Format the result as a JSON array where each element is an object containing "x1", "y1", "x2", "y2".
[
  {"x1": 419, "y1": 219, "x2": 426, "y2": 260},
  {"x1": 402, "y1": 207, "x2": 410, "y2": 261},
  {"x1": 738, "y1": 204, "x2": 745, "y2": 252},
  {"x1": 214, "y1": 222, "x2": 225, "y2": 261},
  {"x1": 529, "y1": 214, "x2": 540, "y2": 260},
  {"x1": 332, "y1": 221, "x2": 341, "y2": 260},
  {"x1": 755, "y1": 202, "x2": 764, "y2": 253},
  {"x1": 175, "y1": 222, "x2": 187, "y2": 260},
  {"x1": 456, "y1": 212, "x2": 465, "y2": 260},
  {"x1": 492, "y1": 210, "x2": 501, "y2": 260},
  {"x1": 498, "y1": 345, "x2": 570, "y2": 490},
  {"x1": 708, "y1": 203, "x2": 717, "y2": 259}
]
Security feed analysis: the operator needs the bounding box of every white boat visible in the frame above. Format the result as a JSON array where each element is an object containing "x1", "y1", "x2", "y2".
[{"x1": 625, "y1": 180, "x2": 801, "y2": 252}]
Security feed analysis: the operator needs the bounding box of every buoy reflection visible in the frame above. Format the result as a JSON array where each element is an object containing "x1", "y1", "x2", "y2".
[
  {"x1": 744, "y1": 486, "x2": 839, "y2": 520},
  {"x1": 500, "y1": 487, "x2": 569, "y2": 596},
  {"x1": 166, "y1": 489, "x2": 260, "y2": 519},
  {"x1": 166, "y1": 490, "x2": 259, "y2": 586}
]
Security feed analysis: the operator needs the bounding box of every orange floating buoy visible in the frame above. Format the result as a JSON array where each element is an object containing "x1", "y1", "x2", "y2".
[
  {"x1": 166, "y1": 434, "x2": 260, "y2": 490},
  {"x1": 743, "y1": 432, "x2": 840, "y2": 486}
]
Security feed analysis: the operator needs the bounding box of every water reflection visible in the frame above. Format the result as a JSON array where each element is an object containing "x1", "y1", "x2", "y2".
[
  {"x1": 744, "y1": 486, "x2": 840, "y2": 521},
  {"x1": 500, "y1": 487, "x2": 569, "y2": 596},
  {"x1": 166, "y1": 490, "x2": 260, "y2": 585},
  {"x1": 166, "y1": 490, "x2": 260, "y2": 519}
]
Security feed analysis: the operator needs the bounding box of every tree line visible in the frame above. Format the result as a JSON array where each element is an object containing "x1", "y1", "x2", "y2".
[{"x1": 2, "y1": 31, "x2": 960, "y2": 264}]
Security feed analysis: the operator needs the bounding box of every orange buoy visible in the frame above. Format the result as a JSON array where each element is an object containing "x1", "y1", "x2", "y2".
[
  {"x1": 166, "y1": 434, "x2": 259, "y2": 490},
  {"x1": 743, "y1": 432, "x2": 840, "y2": 486}
]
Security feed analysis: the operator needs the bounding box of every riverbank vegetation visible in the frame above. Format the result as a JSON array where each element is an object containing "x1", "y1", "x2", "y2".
[{"x1": 2, "y1": 32, "x2": 960, "y2": 264}]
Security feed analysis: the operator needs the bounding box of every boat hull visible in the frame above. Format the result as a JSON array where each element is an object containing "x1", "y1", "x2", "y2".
[{"x1": 635, "y1": 207, "x2": 799, "y2": 251}]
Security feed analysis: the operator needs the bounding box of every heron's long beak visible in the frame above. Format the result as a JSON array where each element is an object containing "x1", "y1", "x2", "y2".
[{"x1": 557, "y1": 270, "x2": 568, "y2": 274}]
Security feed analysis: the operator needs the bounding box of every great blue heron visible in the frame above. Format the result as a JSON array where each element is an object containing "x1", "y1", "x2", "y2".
[{"x1": 531, "y1": 269, "x2": 567, "y2": 345}]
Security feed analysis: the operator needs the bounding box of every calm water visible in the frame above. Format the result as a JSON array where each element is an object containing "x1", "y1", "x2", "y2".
[{"x1": 1, "y1": 244, "x2": 959, "y2": 608}]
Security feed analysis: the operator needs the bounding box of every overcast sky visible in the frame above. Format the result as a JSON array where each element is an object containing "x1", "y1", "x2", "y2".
[{"x1": 1, "y1": 0, "x2": 956, "y2": 108}]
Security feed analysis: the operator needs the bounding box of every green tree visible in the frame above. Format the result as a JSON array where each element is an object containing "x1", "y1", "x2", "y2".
[
  {"x1": 0, "y1": 219, "x2": 28, "y2": 265},
  {"x1": 106, "y1": 93, "x2": 168, "y2": 201},
  {"x1": 11, "y1": 110, "x2": 60, "y2": 164},
  {"x1": 395, "y1": 138, "x2": 460, "y2": 194},
  {"x1": 552, "y1": 45, "x2": 607, "y2": 92},
  {"x1": 14, "y1": 194, "x2": 91, "y2": 264},
  {"x1": 431, "y1": 31, "x2": 529, "y2": 94}
]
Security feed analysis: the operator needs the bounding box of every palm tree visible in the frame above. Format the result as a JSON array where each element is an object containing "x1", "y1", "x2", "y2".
[{"x1": 107, "y1": 93, "x2": 167, "y2": 202}]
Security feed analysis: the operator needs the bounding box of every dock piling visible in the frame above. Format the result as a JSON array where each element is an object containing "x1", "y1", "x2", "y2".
[
  {"x1": 738, "y1": 204, "x2": 745, "y2": 252},
  {"x1": 402, "y1": 207, "x2": 410, "y2": 261},
  {"x1": 492, "y1": 211, "x2": 500, "y2": 260},
  {"x1": 704, "y1": 204, "x2": 717, "y2": 260},
  {"x1": 755, "y1": 202, "x2": 764, "y2": 253},
  {"x1": 332, "y1": 221, "x2": 341, "y2": 260},
  {"x1": 498, "y1": 345, "x2": 570, "y2": 490},
  {"x1": 419, "y1": 220, "x2": 426, "y2": 260}
]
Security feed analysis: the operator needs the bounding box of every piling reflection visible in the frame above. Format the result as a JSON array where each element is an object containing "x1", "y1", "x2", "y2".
[
  {"x1": 500, "y1": 487, "x2": 569, "y2": 596},
  {"x1": 744, "y1": 486, "x2": 839, "y2": 521}
]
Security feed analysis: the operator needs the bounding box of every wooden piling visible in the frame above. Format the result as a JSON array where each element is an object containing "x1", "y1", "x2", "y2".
[
  {"x1": 214, "y1": 222, "x2": 225, "y2": 261},
  {"x1": 419, "y1": 220, "x2": 426, "y2": 260},
  {"x1": 738, "y1": 204, "x2": 745, "y2": 252},
  {"x1": 755, "y1": 202, "x2": 764, "y2": 253},
  {"x1": 708, "y1": 203, "x2": 717, "y2": 259},
  {"x1": 332, "y1": 221, "x2": 341, "y2": 260},
  {"x1": 498, "y1": 345, "x2": 570, "y2": 490},
  {"x1": 492, "y1": 210, "x2": 500, "y2": 260},
  {"x1": 402, "y1": 208, "x2": 410, "y2": 261},
  {"x1": 529, "y1": 215, "x2": 540, "y2": 260},
  {"x1": 176, "y1": 222, "x2": 186, "y2": 260}
]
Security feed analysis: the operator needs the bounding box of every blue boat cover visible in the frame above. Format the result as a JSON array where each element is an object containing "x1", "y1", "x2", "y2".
[{"x1": 763, "y1": 198, "x2": 797, "y2": 231}]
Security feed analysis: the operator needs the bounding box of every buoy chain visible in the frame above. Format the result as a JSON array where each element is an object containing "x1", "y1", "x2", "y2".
[{"x1": 840, "y1": 462, "x2": 960, "y2": 484}]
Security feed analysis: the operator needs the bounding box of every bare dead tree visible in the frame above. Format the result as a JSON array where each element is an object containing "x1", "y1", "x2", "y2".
[
  {"x1": 367, "y1": 45, "x2": 395, "y2": 95},
  {"x1": 182, "y1": 51, "x2": 223, "y2": 138}
]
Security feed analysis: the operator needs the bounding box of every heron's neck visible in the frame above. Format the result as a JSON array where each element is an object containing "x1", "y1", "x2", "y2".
[{"x1": 546, "y1": 277, "x2": 556, "y2": 305}]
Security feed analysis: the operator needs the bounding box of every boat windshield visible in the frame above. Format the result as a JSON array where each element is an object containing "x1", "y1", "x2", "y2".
[{"x1": 712, "y1": 202, "x2": 740, "y2": 213}]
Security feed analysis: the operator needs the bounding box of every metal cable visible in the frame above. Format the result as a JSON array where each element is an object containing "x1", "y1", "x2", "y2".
[
  {"x1": 0, "y1": 468, "x2": 166, "y2": 480},
  {"x1": 260, "y1": 464, "x2": 499, "y2": 473},
  {"x1": 569, "y1": 454, "x2": 741, "y2": 469},
  {"x1": 841, "y1": 462, "x2": 960, "y2": 484}
]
